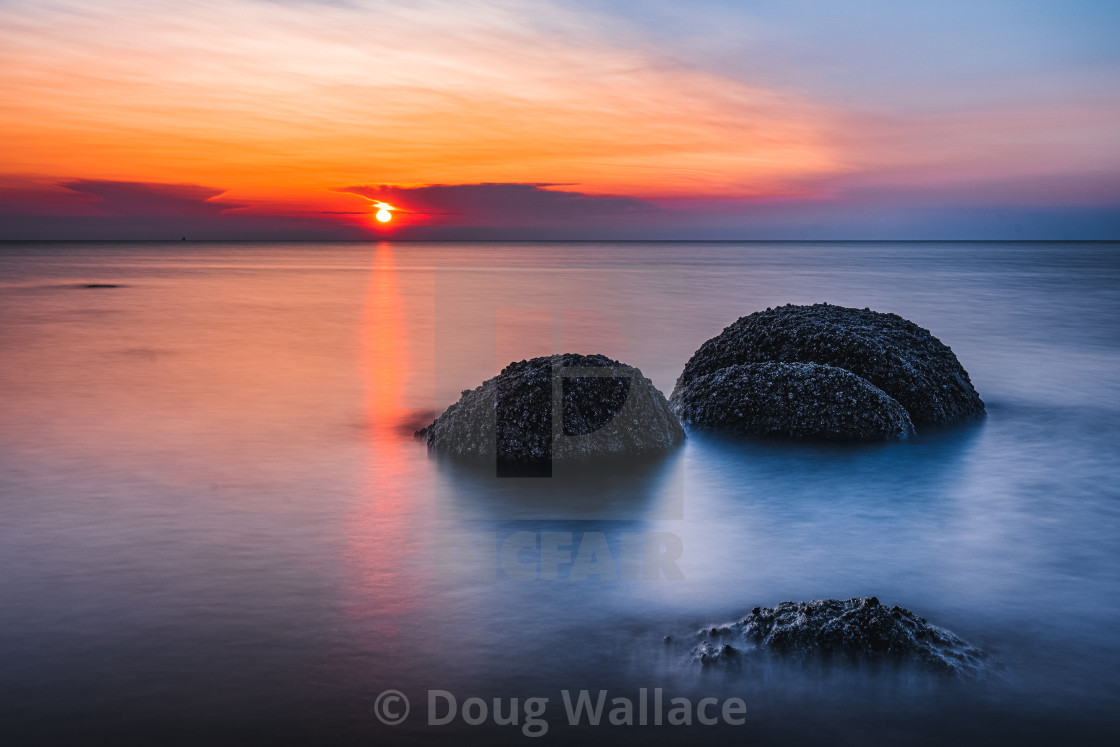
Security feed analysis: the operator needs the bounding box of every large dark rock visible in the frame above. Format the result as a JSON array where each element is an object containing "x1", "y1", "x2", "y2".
[
  {"x1": 672, "y1": 362, "x2": 914, "y2": 440},
  {"x1": 418, "y1": 354, "x2": 684, "y2": 467},
  {"x1": 672, "y1": 304, "x2": 984, "y2": 427},
  {"x1": 691, "y1": 597, "x2": 986, "y2": 677}
]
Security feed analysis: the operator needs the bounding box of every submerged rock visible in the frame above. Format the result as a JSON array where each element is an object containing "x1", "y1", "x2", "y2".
[
  {"x1": 691, "y1": 597, "x2": 986, "y2": 677},
  {"x1": 418, "y1": 353, "x2": 684, "y2": 468},
  {"x1": 672, "y1": 362, "x2": 914, "y2": 440},
  {"x1": 672, "y1": 303, "x2": 984, "y2": 427}
]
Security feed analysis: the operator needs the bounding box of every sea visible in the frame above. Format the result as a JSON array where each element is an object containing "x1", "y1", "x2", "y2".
[{"x1": 1, "y1": 240, "x2": 1118, "y2": 745}]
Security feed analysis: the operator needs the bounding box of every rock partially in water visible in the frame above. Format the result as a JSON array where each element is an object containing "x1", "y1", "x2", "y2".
[
  {"x1": 691, "y1": 597, "x2": 986, "y2": 677},
  {"x1": 672, "y1": 304, "x2": 984, "y2": 427},
  {"x1": 418, "y1": 354, "x2": 684, "y2": 468},
  {"x1": 672, "y1": 362, "x2": 914, "y2": 441}
]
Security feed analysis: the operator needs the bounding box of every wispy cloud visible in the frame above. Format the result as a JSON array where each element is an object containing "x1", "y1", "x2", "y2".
[
  {"x1": 0, "y1": 178, "x2": 361, "y2": 239},
  {"x1": 0, "y1": 0, "x2": 839, "y2": 205},
  {"x1": 58, "y1": 180, "x2": 243, "y2": 216},
  {"x1": 337, "y1": 183, "x2": 654, "y2": 225}
]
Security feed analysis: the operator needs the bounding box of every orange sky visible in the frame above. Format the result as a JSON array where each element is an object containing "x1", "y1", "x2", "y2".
[{"x1": 0, "y1": 0, "x2": 843, "y2": 219}]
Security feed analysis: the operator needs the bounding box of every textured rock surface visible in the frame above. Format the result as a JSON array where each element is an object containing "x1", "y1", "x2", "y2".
[
  {"x1": 691, "y1": 597, "x2": 986, "y2": 677},
  {"x1": 672, "y1": 304, "x2": 984, "y2": 427},
  {"x1": 418, "y1": 353, "x2": 684, "y2": 464},
  {"x1": 672, "y1": 362, "x2": 914, "y2": 440}
]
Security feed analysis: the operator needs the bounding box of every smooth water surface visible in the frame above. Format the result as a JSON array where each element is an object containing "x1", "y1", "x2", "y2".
[{"x1": 1, "y1": 241, "x2": 1119, "y2": 744}]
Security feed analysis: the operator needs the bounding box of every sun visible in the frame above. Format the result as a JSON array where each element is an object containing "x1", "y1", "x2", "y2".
[{"x1": 373, "y1": 201, "x2": 394, "y2": 223}]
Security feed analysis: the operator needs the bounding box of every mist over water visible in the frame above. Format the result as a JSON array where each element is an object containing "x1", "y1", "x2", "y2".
[{"x1": 1, "y1": 241, "x2": 1119, "y2": 744}]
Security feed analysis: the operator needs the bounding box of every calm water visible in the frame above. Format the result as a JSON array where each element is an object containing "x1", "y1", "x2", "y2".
[{"x1": 1, "y1": 241, "x2": 1119, "y2": 745}]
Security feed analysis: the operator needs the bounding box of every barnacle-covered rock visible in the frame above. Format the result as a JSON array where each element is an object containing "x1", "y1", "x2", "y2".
[
  {"x1": 672, "y1": 362, "x2": 913, "y2": 440},
  {"x1": 418, "y1": 354, "x2": 684, "y2": 469},
  {"x1": 691, "y1": 597, "x2": 986, "y2": 677},
  {"x1": 672, "y1": 304, "x2": 984, "y2": 427}
]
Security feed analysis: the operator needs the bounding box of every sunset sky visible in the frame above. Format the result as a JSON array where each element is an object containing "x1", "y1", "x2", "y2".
[{"x1": 1, "y1": 0, "x2": 1118, "y2": 239}]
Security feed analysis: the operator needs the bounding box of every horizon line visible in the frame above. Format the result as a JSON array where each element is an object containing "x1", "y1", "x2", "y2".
[{"x1": 3, "y1": 238, "x2": 1118, "y2": 244}]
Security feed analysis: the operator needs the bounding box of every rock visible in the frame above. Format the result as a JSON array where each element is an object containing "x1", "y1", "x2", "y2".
[
  {"x1": 672, "y1": 304, "x2": 984, "y2": 427},
  {"x1": 419, "y1": 353, "x2": 684, "y2": 468},
  {"x1": 672, "y1": 362, "x2": 914, "y2": 440},
  {"x1": 691, "y1": 597, "x2": 986, "y2": 677}
]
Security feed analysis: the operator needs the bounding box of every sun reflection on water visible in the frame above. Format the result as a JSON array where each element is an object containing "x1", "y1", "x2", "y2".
[{"x1": 345, "y1": 242, "x2": 426, "y2": 640}]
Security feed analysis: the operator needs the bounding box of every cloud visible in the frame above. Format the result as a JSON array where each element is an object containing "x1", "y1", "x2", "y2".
[
  {"x1": 2, "y1": 0, "x2": 1118, "y2": 243},
  {"x1": 0, "y1": 178, "x2": 365, "y2": 239},
  {"x1": 1, "y1": 177, "x2": 664, "y2": 239},
  {"x1": 336, "y1": 183, "x2": 655, "y2": 226},
  {"x1": 0, "y1": 0, "x2": 839, "y2": 202},
  {"x1": 4, "y1": 175, "x2": 1116, "y2": 240},
  {"x1": 0, "y1": 178, "x2": 96, "y2": 217},
  {"x1": 58, "y1": 180, "x2": 244, "y2": 216}
]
